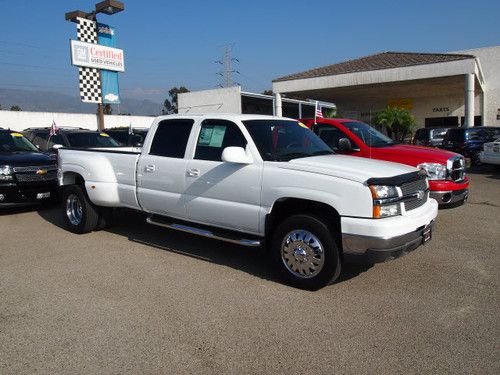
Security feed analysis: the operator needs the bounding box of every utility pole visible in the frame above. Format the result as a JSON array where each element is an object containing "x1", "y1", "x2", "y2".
[{"x1": 215, "y1": 45, "x2": 239, "y2": 88}]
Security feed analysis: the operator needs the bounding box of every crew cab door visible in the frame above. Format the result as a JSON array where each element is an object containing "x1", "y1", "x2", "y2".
[
  {"x1": 184, "y1": 119, "x2": 262, "y2": 234},
  {"x1": 136, "y1": 118, "x2": 194, "y2": 219}
]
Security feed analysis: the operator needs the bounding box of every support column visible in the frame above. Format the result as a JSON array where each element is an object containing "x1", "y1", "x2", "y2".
[
  {"x1": 464, "y1": 73, "x2": 475, "y2": 127},
  {"x1": 274, "y1": 92, "x2": 282, "y2": 117}
]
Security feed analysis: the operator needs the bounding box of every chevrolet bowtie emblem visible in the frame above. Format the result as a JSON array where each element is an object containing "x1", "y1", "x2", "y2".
[{"x1": 36, "y1": 169, "x2": 48, "y2": 175}]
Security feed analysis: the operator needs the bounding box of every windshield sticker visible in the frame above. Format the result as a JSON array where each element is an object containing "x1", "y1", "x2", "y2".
[
  {"x1": 11, "y1": 132, "x2": 23, "y2": 137},
  {"x1": 100, "y1": 133, "x2": 110, "y2": 137},
  {"x1": 198, "y1": 125, "x2": 226, "y2": 147},
  {"x1": 297, "y1": 122, "x2": 308, "y2": 129}
]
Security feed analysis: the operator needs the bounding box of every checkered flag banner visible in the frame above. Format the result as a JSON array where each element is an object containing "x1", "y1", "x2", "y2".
[{"x1": 76, "y1": 17, "x2": 101, "y2": 104}]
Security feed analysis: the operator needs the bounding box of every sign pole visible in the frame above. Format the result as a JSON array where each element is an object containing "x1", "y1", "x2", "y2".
[{"x1": 97, "y1": 103, "x2": 105, "y2": 131}]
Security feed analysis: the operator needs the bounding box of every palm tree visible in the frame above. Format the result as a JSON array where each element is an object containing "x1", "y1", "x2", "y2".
[{"x1": 374, "y1": 106, "x2": 416, "y2": 142}]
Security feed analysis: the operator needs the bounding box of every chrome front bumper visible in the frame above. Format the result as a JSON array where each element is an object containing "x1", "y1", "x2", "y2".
[
  {"x1": 430, "y1": 189, "x2": 468, "y2": 205},
  {"x1": 342, "y1": 221, "x2": 435, "y2": 263}
]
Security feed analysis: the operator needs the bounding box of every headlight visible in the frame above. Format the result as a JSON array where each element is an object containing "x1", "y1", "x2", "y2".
[
  {"x1": 369, "y1": 185, "x2": 398, "y2": 199},
  {"x1": 418, "y1": 163, "x2": 446, "y2": 180},
  {"x1": 0, "y1": 165, "x2": 13, "y2": 181},
  {"x1": 369, "y1": 185, "x2": 401, "y2": 218}
]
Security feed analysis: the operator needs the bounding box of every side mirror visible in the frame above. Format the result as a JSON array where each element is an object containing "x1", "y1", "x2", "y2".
[
  {"x1": 338, "y1": 138, "x2": 353, "y2": 152},
  {"x1": 221, "y1": 147, "x2": 253, "y2": 164}
]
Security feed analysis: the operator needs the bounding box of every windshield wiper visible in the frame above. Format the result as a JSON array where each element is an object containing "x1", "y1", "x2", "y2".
[
  {"x1": 311, "y1": 150, "x2": 334, "y2": 156},
  {"x1": 279, "y1": 152, "x2": 311, "y2": 161}
]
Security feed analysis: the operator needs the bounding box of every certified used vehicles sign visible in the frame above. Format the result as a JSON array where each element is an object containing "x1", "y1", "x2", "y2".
[{"x1": 70, "y1": 40, "x2": 125, "y2": 72}]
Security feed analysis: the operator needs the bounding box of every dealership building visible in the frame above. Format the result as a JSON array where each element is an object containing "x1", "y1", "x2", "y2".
[{"x1": 272, "y1": 46, "x2": 500, "y2": 128}]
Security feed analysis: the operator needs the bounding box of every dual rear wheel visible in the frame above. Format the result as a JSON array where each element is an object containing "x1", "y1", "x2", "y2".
[{"x1": 62, "y1": 185, "x2": 108, "y2": 234}]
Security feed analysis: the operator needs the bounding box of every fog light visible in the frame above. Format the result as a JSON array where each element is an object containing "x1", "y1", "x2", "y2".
[{"x1": 0, "y1": 194, "x2": 5, "y2": 202}]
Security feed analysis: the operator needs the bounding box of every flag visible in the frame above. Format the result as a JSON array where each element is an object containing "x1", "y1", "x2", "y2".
[
  {"x1": 314, "y1": 101, "x2": 323, "y2": 122},
  {"x1": 49, "y1": 120, "x2": 59, "y2": 136}
]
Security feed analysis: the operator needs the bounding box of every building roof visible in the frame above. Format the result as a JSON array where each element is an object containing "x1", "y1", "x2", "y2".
[{"x1": 273, "y1": 51, "x2": 475, "y2": 82}]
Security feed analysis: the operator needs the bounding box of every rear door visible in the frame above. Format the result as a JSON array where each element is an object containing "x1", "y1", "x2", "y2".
[
  {"x1": 184, "y1": 119, "x2": 262, "y2": 233},
  {"x1": 136, "y1": 118, "x2": 194, "y2": 219}
]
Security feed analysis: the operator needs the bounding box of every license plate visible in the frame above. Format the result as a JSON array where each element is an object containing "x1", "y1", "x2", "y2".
[
  {"x1": 422, "y1": 225, "x2": 432, "y2": 244},
  {"x1": 36, "y1": 192, "x2": 51, "y2": 199}
]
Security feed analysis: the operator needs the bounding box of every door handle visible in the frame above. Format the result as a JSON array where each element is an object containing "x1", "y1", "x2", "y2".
[
  {"x1": 144, "y1": 165, "x2": 156, "y2": 173},
  {"x1": 186, "y1": 168, "x2": 200, "y2": 177}
]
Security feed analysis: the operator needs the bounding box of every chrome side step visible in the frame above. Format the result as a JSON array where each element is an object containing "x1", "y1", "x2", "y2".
[{"x1": 146, "y1": 215, "x2": 262, "y2": 247}]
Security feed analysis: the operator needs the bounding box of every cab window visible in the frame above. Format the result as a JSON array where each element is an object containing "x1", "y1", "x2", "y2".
[{"x1": 194, "y1": 120, "x2": 247, "y2": 161}]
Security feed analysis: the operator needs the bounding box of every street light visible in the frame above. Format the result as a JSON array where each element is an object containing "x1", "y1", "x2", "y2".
[{"x1": 65, "y1": 1, "x2": 124, "y2": 131}]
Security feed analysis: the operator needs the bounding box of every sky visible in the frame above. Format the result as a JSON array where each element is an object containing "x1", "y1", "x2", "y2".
[{"x1": 0, "y1": 0, "x2": 499, "y2": 104}]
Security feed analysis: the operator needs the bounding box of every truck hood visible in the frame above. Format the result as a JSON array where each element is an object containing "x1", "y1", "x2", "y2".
[
  {"x1": 372, "y1": 144, "x2": 461, "y2": 165},
  {"x1": 0, "y1": 151, "x2": 56, "y2": 167},
  {"x1": 280, "y1": 154, "x2": 416, "y2": 183}
]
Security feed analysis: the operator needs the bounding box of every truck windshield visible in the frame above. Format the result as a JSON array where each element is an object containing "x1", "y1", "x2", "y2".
[
  {"x1": 66, "y1": 132, "x2": 120, "y2": 148},
  {"x1": 0, "y1": 132, "x2": 39, "y2": 152},
  {"x1": 243, "y1": 120, "x2": 333, "y2": 161},
  {"x1": 342, "y1": 121, "x2": 396, "y2": 147}
]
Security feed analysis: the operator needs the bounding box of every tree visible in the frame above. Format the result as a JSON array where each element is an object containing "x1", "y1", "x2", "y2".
[
  {"x1": 374, "y1": 106, "x2": 416, "y2": 142},
  {"x1": 163, "y1": 86, "x2": 190, "y2": 114},
  {"x1": 261, "y1": 89, "x2": 273, "y2": 96},
  {"x1": 10, "y1": 105, "x2": 22, "y2": 111},
  {"x1": 103, "y1": 104, "x2": 113, "y2": 115}
]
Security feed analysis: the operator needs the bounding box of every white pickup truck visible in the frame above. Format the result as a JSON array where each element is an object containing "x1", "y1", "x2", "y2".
[{"x1": 58, "y1": 114, "x2": 438, "y2": 289}]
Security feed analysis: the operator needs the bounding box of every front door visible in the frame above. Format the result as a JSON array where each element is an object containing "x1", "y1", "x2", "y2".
[{"x1": 184, "y1": 119, "x2": 262, "y2": 234}]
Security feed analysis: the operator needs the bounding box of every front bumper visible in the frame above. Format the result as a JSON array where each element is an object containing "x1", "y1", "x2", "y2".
[
  {"x1": 0, "y1": 181, "x2": 58, "y2": 208},
  {"x1": 343, "y1": 221, "x2": 435, "y2": 263},
  {"x1": 341, "y1": 198, "x2": 438, "y2": 263},
  {"x1": 430, "y1": 189, "x2": 468, "y2": 205}
]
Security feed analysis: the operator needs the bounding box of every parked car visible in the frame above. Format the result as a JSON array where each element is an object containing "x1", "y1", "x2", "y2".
[
  {"x1": 103, "y1": 127, "x2": 148, "y2": 147},
  {"x1": 58, "y1": 114, "x2": 437, "y2": 290},
  {"x1": 413, "y1": 127, "x2": 449, "y2": 147},
  {"x1": 300, "y1": 118, "x2": 468, "y2": 206},
  {"x1": 0, "y1": 128, "x2": 58, "y2": 208},
  {"x1": 479, "y1": 138, "x2": 500, "y2": 166},
  {"x1": 23, "y1": 127, "x2": 120, "y2": 152},
  {"x1": 441, "y1": 126, "x2": 500, "y2": 166}
]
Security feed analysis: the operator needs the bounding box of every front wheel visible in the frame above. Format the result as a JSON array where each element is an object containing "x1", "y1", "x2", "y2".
[
  {"x1": 62, "y1": 185, "x2": 100, "y2": 234},
  {"x1": 271, "y1": 214, "x2": 341, "y2": 290}
]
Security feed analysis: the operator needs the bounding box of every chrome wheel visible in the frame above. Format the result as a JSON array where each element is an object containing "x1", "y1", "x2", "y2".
[
  {"x1": 66, "y1": 194, "x2": 83, "y2": 226},
  {"x1": 281, "y1": 230, "x2": 325, "y2": 278}
]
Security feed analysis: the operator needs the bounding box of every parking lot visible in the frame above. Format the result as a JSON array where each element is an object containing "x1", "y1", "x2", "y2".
[{"x1": 0, "y1": 166, "x2": 498, "y2": 374}]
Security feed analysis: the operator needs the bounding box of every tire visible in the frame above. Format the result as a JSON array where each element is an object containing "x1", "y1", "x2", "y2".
[
  {"x1": 62, "y1": 185, "x2": 100, "y2": 234},
  {"x1": 271, "y1": 214, "x2": 341, "y2": 290}
]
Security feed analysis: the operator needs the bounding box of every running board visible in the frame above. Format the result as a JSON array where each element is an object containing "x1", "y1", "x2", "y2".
[{"x1": 146, "y1": 215, "x2": 262, "y2": 247}]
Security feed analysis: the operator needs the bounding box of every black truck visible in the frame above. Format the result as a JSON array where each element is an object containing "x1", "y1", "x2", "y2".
[{"x1": 0, "y1": 128, "x2": 58, "y2": 208}]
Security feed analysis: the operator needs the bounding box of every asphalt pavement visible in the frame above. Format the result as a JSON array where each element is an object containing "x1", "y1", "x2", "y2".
[{"x1": 0, "y1": 166, "x2": 499, "y2": 374}]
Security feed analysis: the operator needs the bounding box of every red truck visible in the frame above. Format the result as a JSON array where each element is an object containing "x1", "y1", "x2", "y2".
[{"x1": 301, "y1": 118, "x2": 469, "y2": 206}]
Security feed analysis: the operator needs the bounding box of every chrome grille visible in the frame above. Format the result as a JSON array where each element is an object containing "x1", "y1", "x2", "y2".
[
  {"x1": 15, "y1": 171, "x2": 57, "y2": 183},
  {"x1": 13, "y1": 165, "x2": 56, "y2": 173},
  {"x1": 448, "y1": 157, "x2": 465, "y2": 182},
  {"x1": 400, "y1": 175, "x2": 428, "y2": 212}
]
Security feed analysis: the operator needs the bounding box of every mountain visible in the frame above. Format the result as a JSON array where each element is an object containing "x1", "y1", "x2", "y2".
[{"x1": 0, "y1": 88, "x2": 163, "y2": 116}]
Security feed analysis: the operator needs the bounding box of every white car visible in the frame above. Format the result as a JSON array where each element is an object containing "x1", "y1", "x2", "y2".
[
  {"x1": 480, "y1": 138, "x2": 500, "y2": 166},
  {"x1": 57, "y1": 114, "x2": 437, "y2": 289}
]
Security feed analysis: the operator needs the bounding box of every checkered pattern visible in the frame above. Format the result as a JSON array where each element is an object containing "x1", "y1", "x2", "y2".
[
  {"x1": 76, "y1": 17, "x2": 97, "y2": 43},
  {"x1": 76, "y1": 17, "x2": 101, "y2": 103},
  {"x1": 79, "y1": 68, "x2": 102, "y2": 103}
]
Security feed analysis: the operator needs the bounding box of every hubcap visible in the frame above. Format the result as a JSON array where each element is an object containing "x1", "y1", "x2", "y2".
[
  {"x1": 281, "y1": 230, "x2": 324, "y2": 278},
  {"x1": 66, "y1": 194, "x2": 83, "y2": 226}
]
